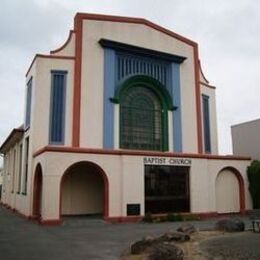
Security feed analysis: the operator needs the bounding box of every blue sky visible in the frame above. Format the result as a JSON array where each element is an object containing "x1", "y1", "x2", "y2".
[{"x1": 1, "y1": 0, "x2": 260, "y2": 166}]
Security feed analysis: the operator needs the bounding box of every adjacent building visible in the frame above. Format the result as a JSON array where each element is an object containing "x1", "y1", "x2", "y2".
[
  {"x1": 0, "y1": 13, "x2": 252, "y2": 224},
  {"x1": 232, "y1": 119, "x2": 260, "y2": 160}
]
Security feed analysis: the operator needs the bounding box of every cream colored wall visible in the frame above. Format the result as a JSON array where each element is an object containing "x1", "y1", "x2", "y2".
[
  {"x1": 201, "y1": 85, "x2": 218, "y2": 154},
  {"x1": 1, "y1": 151, "x2": 10, "y2": 203},
  {"x1": 0, "y1": 169, "x2": 3, "y2": 185},
  {"x1": 179, "y1": 55, "x2": 198, "y2": 153},
  {"x1": 215, "y1": 169, "x2": 240, "y2": 213},
  {"x1": 1, "y1": 139, "x2": 29, "y2": 215},
  {"x1": 50, "y1": 32, "x2": 75, "y2": 57},
  {"x1": 80, "y1": 20, "x2": 198, "y2": 152},
  {"x1": 62, "y1": 165, "x2": 103, "y2": 215},
  {"x1": 23, "y1": 58, "x2": 74, "y2": 217},
  {"x1": 121, "y1": 156, "x2": 145, "y2": 216},
  {"x1": 30, "y1": 58, "x2": 74, "y2": 152},
  {"x1": 232, "y1": 119, "x2": 260, "y2": 160},
  {"x1": 33, "y1": 151, "x2": 251, "y2": 221},
  {"x1": 33, "y1": 152, "x2": 123, "y2": 220}
]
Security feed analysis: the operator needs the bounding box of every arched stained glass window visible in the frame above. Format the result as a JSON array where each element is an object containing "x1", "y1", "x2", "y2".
[{"x1": 120, "y1": 86, "x2": 164, "y2": 150}]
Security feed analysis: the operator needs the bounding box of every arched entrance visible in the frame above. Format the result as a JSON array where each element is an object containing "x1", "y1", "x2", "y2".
[
  {"x1": 32, "y1": 164, "x2": 43, "y2": 219},
  {"x1": 215, "y1": 167, "x2": 245, "y2": 214},
  {"x1": 60, "y1": 161, "x2": 108, "y2": 218}
]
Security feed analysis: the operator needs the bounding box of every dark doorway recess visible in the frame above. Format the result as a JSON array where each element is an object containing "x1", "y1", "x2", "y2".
[
  {"x1": 145, "y1": 165, "x2": 190, "y2": 214},
  {"x1": 32, "y1": 164, "x2": 43, "y2": 219}
]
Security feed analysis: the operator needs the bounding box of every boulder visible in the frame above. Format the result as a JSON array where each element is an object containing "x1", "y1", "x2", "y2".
[
  {"x1": 176, "y1": 223, "x2": 197, "y2": 234},
  {"x1": 159, "y1": 231, "x2": 190, "y2": 242},
  {"x1": 215, "y1": 218, "x2": 245, "y2": 232},
  {"x1": 148, "y1": 243, "x2": 184, "y2": 260},
  {"x1": 130, "y1": 236, "x2": 155, "y2": 254}
]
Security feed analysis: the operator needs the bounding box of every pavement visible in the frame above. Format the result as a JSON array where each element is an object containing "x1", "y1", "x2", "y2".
[{"x1": 0, "y1": 206, "x2": 258, "y2": 260}]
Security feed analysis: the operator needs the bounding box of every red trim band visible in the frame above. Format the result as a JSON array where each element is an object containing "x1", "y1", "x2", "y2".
[
  {"x1": 33, "y1": 145, "x2": 251, "y2": 161},
  {"x1": 200, "y1": 81, "x2": 216, "y2": 90},
  {"x1": 72, "y1": 15, "x2": 83, "y2": 147},
  {"x1": 40, "y1": 219, "x2": 62, "y2": 226},
  {"x1": 25, "y1": 54, "x2": 75, "y2": 77},
  {"x1": 75, "y1": 13, "x2": 197, "y2": 47}
]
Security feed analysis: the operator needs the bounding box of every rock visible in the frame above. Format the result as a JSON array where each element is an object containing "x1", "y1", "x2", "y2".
[
  {"x1": 215, "y1": 218, "x2": 245, "y2": 232},
  {"x1": 130, "y1": 236, "x2": 156, "y2": 254},
  {"x1": 148, "y1": 243, "x2": 184, "y2": 260},
  {"x1": 176, "y1": 223, "x2": 197, "y2": 234},
  {"x1": 159, "y1": 231, "x2": 190, "y2": 242}
]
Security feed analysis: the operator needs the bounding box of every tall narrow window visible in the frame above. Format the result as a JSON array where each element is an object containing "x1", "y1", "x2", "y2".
[
  {"x1": 25, "y1": 78, "x2": 32, "y2": 129},
  {"x1": 17, "y1": 144, "x2": 23, "y2": 193},
  {"x1": 49, "y1": 71, "x2": 67, "y2": 144},
  {"x1": 11, "y1": 149, "x2": 16, "y2": 193},
  {"x1": 22, "y1": 137, "x2": 29, "y2": 195},
  {"x1": 120, "y1": 86, "x2": 165, "y2": 151},
  {"x1": 202, "y1": 95, "x2": 211, "y2": 153}
]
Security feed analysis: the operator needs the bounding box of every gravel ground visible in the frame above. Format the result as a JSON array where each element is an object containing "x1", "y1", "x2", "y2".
[{"x1": 199, "y1": 231, "x2": 260, "y2": 260}]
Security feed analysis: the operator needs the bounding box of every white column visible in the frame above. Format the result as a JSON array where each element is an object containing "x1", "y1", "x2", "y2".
[
  {"x1": 168, "y1": 111, "x2": 174, "y2": 152},
  {"x1": 114, "y1": 104, "x2": 120, "y2": 149}
]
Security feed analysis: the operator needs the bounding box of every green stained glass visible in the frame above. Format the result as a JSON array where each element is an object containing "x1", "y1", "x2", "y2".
[{"x1": 120, "y1": 86, "x2": 164, "y2": 150}]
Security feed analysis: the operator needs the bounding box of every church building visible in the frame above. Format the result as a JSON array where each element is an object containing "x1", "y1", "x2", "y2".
[{"x1": 0, "y1": 13, "x2": 252, "y2": 224}]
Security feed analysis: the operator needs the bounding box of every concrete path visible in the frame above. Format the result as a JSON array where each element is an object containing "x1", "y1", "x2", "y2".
[{"x1": 0, "y1": 206, "x2": 254, "y2": 260}]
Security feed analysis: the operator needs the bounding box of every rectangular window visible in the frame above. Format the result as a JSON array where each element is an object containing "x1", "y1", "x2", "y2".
[
  {"x1": 22, "y1": 137, "x2": 29, "y2": 195},
  {"x1": 17, "y1": 144, "x2": 23, "y2": 193},
  {"x1": 49, "y1": 71, "x2": 67, "y2": 144},
  {"x1": 25, "y1": 78, "x2": 32, "y2": 129},
  {"x1": 11, "y1": 149, "x2": 16, "y2": 193},
  {"x1": 202, "y1": 95, "x2": 211, "y2": 153}
]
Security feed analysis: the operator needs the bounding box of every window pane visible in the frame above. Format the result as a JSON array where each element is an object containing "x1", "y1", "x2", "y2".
[
  {"x1": 25, "y1": 79, "x2": 32, "y2": 128},
  {"x1": 120, "y1": 86, "x2": 163, "y2": 150},
  {"x1": 49, "y1": 71, "x2": 67, "y2": 144},
  {"x1": 202, "y1": 95, "x2": 211, "y2": 153}
]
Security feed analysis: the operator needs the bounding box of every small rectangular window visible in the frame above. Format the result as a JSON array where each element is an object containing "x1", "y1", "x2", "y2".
[
  {"x1": 202, "y1": 95, "x2": 211, "y2": 153},
  {"x1": 25, "y1": 78, "x2": 32, "y2": 129},
  {"x1": 49, "y1": 71, "x2": 67, "y2": 144}
]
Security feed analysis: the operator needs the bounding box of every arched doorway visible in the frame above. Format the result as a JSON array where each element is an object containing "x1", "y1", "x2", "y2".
[
  {"x1": 60, "y1": 161, "x2": 108, "y2": 218},
  {"x1": 32, "y1": 164, "x2": 43, "y2": 219},
  {"x1": 215, "y1": 167, "x2": 245, "y2": 214}
]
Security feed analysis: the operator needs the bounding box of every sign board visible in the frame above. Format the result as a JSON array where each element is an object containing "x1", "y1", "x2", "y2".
[{"x1": 143, "y1": 157, "x2": 192, "y2": 166}]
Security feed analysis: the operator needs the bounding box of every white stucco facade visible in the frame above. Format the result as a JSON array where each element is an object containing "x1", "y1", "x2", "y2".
[{"x1": 0, "y1": 13, "x2": 252, "y2": 224}]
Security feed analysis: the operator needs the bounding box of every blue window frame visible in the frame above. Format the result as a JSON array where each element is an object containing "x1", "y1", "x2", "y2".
[
  {"x1": 202, "y1": 94, "x2": 211, "y2": 153},
  {"x1": 49, "y1": 70, "x2": 67, "y2": 144},
  {"x1": 25, "y1": 78, "x2": 32, "y2": 129}
]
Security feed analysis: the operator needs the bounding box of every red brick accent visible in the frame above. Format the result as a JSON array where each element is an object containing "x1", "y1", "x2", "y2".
[{"x1": 33, "y1": 145, "x2": 251, "y2": 161}]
